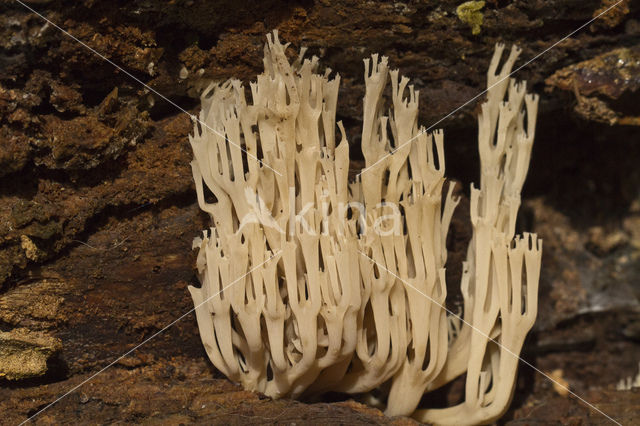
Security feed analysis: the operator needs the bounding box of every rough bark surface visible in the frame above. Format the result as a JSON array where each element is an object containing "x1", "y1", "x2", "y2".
[{"x1": 0, "y1": 0, "x2": 639, "y2": 424}]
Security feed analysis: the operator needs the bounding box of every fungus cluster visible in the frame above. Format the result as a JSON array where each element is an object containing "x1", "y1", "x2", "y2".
[{"x1": 188, "y1": 31, "x2": 542, "y2": 424}]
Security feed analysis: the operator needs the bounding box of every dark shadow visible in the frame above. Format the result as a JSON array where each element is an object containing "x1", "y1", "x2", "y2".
[{"x1": 527, "y1": 110, "x2": 640, "y2": 229}]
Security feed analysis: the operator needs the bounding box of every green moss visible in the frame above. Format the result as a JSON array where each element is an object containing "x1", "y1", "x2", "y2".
[{"x1": 456, "y1": 1, "x2": 485, "y2": 35}]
